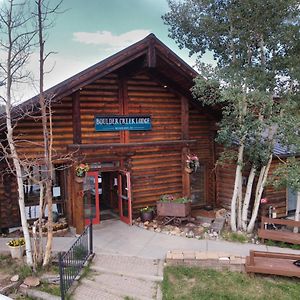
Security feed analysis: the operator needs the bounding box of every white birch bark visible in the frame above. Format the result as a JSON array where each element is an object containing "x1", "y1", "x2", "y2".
[
  {"x1": 293, "y1": 192, "x2": 300, "y2": 233},
  {"x1": 230, "y1": 143, "x2": 244, "y2": 231},
  {"x1": 241, "y1": 166, "x2": 256, "y2": 231},
  {"x1": 247, "y1": 155, "x2": 272, "y2": 233},
  {"x1": 237, "y1": 171, "x2": 243, "y2": 230}
]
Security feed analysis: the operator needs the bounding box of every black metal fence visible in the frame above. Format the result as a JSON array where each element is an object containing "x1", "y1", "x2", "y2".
[{"x1": 59, "y1": 222, "x2": 93, "y2": 300}]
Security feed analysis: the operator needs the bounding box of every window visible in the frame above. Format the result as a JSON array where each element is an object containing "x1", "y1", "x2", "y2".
[{"x1": 190, "y1": 163, "x2": 206, "y2": 205}]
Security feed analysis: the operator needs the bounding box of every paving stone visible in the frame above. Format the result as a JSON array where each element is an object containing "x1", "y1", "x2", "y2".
[{"x1": 182, "y1": 251, "x2": 196, "y2": 260}]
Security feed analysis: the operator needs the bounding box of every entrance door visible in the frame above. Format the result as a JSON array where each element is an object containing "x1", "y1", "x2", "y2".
[
  {"x1": 83, "y1": 171, "x2": 100, "y2": 224},
  {"x1": 118, "y1": 170, "x2": 132, "y2": 225}
]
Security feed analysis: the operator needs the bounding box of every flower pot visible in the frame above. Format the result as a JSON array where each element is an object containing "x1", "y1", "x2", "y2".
[
  {"x1": 75, "y1": 176, "x2": 84, "y2": 183},
  {"x1": 185, "y1": 166, "x2": 193, "y2": 173},
  {"x1": 8, "y1": 245, "x2": 25, "y2": 259},
  {"x1": 141, "y1": 211, "x2": 154, "y2": 222}
]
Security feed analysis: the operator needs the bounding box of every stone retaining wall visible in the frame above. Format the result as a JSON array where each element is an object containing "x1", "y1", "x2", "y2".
[{"x1": 166, "y1": 250, "x2": 246, "y2": 272}]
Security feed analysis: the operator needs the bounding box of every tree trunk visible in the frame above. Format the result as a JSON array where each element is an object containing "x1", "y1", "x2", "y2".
[
  {"x1": 294, "y1": 192, "x2": 300, "y2": 233},
  {"x1": 241, "y1": 166, "x2": 256, "y2": 231},
  {"x1": 237, "y1": 172, "x2": 243, "y2": 230},
  {"x1": 230, "y1": 143, "x2": 244, "y2": 231},
  {"x1": 247, "y1": 155, "x2": 272, "y2": 233}
]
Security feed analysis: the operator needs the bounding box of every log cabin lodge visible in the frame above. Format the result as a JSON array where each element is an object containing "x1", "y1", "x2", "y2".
[{"x1": 0, "y1": 34, "x2": 297, "y2": 233}]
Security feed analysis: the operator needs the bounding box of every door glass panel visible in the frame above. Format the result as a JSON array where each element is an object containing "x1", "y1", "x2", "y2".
[
  {"x1": 83, "y1": 174, "x2": 97, "y2": 221},
  {"x1": 190, "y1": 164, "x2": 205, "y2": 205},
  {"x1": 121, "y1": 173, "x2": 129, "y2": 217}
]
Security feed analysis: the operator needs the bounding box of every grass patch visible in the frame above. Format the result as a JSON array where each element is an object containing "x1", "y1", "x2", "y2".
[
  {"x1": 162, "y1": 266, "x2": 300, "y2": 300},
  {"x1": 265, "y1": 240, "x2": 300, "y2": 250},
  {"x1": 38, "y1": 281, "x2": 61, "y2": 297},
  {"x1": 222, "y1": 231, "x2": 249, "y2": 243}
]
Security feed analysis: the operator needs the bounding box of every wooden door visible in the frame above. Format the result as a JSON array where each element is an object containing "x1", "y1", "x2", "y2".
[
  {"x1": 118, "y1": 170, "x2": 132, "y2": 225},
  {"x1": 83, "y1": 171, "x2": 100, "y2": 224}
]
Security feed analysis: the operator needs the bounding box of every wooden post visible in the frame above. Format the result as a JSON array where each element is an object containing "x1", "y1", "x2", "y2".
[
  {"x1": 72, "y1": 91, "x2": 82, "y2": 144},
  {"x1": 181, "y1": 96, "x2": 190, "y2": 197},
  {"x1": 119, "y1": 77, "x2": 129, "y2": 144}
]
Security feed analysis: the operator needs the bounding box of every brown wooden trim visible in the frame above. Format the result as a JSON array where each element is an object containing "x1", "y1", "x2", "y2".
[
  {"x1": 147, "y1": 40, "x2": 156, "y2": 68},
  {"x1": 181, "y1": 96, "x2": 189, "y2": 140},
  {"x1": 118, "y1": 76, "x2": 125, "y2": 144},
  {"x1": 72, "y1": 91, "x2": 82, "y2": 144},
  {"x1": 182, "y1": 147, "x2": 190, "y2": 197},
  {"x1": 68, "y1": 140, "x2": 197, "y2": 152}
]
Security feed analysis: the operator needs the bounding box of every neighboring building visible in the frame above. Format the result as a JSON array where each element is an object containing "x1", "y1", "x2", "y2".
[{"x1": 0, "y1": 34, "x2": 292, "y2": 233}]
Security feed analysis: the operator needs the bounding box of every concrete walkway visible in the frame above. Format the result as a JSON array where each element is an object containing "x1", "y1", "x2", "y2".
[{"x1": 1, "y1": 220, "x2": 300, "y2": 300}]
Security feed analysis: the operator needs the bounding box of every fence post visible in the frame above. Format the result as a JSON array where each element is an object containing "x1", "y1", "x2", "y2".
[
  {"x1": 59, "y1": 252, "x2": 65, "y2": 300},
  {"x1": 89, "y1": 216, "x2": 93, "y2": 255}
]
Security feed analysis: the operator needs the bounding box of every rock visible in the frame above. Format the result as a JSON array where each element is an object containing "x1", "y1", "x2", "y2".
[
  {"x1": 202, "y1": 222, "x2": 211, "y2": 228},
  {"x1": 170, "y1": 228, "x2": 181, "y2": 235},
  {"x1": 153, "y1": 224, "x2": 158, "y2": 229},
  {"x1": 183, "y1": 227, "x2": 190, "y2": 234},
  {"x1": 215, "y1": 208, "x2": 227, "y2": 218},
  {"x1": 155, "y1": 228, "x2": 162, "y2": 233},
  {"x1": 194, "y1": 226, "x2": 205, "y2": 235},
  {"x1": 10, "y1": 275, "x2": 19, "y2": 282},
  {"x1": 144, "y1": 221, "x2": 149, "y2": 226},
  {"x1": 136, "y1": 217, "x2": 141, "y2": 222},
  {"x1": 24, "y1": 276, "x2": 40, "y2": 287},
  {"x1": 186, "y1": 230, "x2": 195, "y2": 238},
  {"x1": 186, "y1": 223, "x2": 196, "y2": 227}
]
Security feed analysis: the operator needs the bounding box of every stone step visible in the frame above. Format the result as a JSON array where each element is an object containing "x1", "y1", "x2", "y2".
[
  {"x1": 76, "y1": 274, "x2": 157, "y2": 300},
  {"x1": 92, "y1": 253, "x2": 163, "y2": 281}
]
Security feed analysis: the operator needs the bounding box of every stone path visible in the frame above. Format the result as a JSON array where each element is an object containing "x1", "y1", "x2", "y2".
[{"x1": 73, "y1": 253, "x2": 163, "y2": 300}]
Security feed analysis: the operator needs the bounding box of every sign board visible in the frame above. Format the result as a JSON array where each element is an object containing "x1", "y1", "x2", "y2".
[{"x1": 95, "y1": 115, "x2": 152, "y2": 131}]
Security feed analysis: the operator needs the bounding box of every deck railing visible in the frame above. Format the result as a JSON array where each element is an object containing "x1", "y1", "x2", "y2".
[{"x1": 59, "y1": 221, "x2": 93, "y2": 300}]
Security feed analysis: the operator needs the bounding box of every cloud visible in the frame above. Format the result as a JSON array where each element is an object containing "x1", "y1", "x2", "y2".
[{"x1": 73, "y1": 29, "x2": 151, "y2": 51}]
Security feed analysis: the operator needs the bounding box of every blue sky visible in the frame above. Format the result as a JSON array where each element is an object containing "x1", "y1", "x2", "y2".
[{"x1": 4, "y1": 0, "x2": 213, "y2": 99}]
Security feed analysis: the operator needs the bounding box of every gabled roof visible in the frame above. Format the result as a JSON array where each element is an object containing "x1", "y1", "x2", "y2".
[{"x1": 11, "y1": 34, "x2": 198, "y2": 117}]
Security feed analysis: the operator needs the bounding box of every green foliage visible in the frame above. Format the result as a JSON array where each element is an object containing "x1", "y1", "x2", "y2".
[
  {"x1": 159, "y1": 194, "x2": 191, "y2": 203},
  {"x1": 271, "y1": 157, "x2": 300, "y2": 192},
  {"x1": 140, "y1": 206, "x2": 155, "y2": 212},
  {"x1": 38, "y1": 282, "x2": 61, "y2": 297},
  {"x1": 164, "y1": 0, "x2": 300, "y2": 171},
  {"x1": 222, "y1": 231, "x2": 248, "y2": 243},
  {"x1": 73, "y1": 245, "x2": 88, "y2": 260},
  {"x1": 163, "y1": 265, "x2": 300, "y2": 300},
  {"x1": 265, "y1": 239, "x2": 300, "y2": 250}
]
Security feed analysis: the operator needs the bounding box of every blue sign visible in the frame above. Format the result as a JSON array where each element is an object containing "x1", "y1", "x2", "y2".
[{"x1": 95, "y1": 115, "x2": 152, "y2": 131}]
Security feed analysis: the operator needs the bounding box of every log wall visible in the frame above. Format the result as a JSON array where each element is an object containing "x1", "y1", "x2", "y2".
[{"x1": 0, "y1": 71, "x2": 218, "y2": 230}]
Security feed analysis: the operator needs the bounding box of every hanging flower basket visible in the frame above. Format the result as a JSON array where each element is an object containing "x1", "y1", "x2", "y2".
[
  {"x1": 75, "y1": 163, "x2": 89, "y2": 183},
  {"x1": 185, "y1": 154, "x2": 199, "y2": 173}
]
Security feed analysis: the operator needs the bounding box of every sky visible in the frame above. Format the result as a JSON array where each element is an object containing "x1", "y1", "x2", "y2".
[{"x1": 2, "y1": 0, "x2": 213, "y2": 101}]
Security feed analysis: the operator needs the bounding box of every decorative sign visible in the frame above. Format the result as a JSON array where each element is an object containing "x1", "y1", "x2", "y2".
[{"x1": 95, "y1": 115, "x2": 152, "y2": 131}]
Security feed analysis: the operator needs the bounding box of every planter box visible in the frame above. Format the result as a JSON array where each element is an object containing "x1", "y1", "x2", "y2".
[
  {"x1": 8, "y1": 245, "x2": 25, "y2": 259},
  {"x1": 156, "y1": 202, "x2": 191, "y2": 217}
]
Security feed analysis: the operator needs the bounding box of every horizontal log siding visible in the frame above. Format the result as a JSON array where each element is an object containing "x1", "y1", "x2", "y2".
[
  {"x1": 189, "y1": 105, "x2": 216, "y2": 205},
  {"x1": 0, "y1": 173, "x2": 19, "y2": 228},
  {"x1": 128, "y1": 74, "x2": 181, "y2": 142},
  {"x1": 80, "y1": 74, "x2": 120, "y2": 144},
  {"x1": 264, "y1": 159, "x2": 287, "y2": 217},
  {"x1": 130, "y1": 149, "x2": 182, "y2": 209},
  {"x1": 14, "y1": 96, "x2": 73, "y2": 157}
]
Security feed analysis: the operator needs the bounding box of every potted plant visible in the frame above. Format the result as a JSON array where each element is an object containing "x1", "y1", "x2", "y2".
[
  {"x1": 7, "y1": 238, "x2": 25, "y2": 259},
  {"x1": 185, "y1": 154, "x2": 200, "y2": 173},
  {"x1": 140, "y1": 206, "x2": 155, "y2": 222},
  {"x1": 157, "y1": 195, "x2": 192, "y2": 217},
  {"x1": 75, "y1": 163, "x2": 89, "y2": 183}
]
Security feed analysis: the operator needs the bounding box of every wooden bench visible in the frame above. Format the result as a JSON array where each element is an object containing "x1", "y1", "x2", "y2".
[
  {"x1": 258, "y1": 216, "x2": 300, "y2": 245},
  {"x1": 245, "y1": 250, "x2": 300, "y2": 277}
]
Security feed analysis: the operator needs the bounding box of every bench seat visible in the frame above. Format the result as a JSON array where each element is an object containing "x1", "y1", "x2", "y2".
[
  {"x1": 258, "y1": 217, "x2": 300, "y2": 245},
  {"x1": 245, "y1": 250, "x2": 300, "y2": 277}
]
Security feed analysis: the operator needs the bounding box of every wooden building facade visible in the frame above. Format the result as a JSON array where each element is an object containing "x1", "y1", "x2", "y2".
[
  {"x1": 0, "y1": 34, "x2": 294, "y2": 233},
  {"x1": 0, "y1": 34, "x2": 217, "y2": 233}
]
